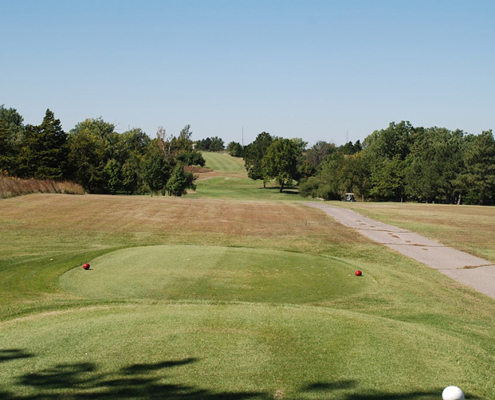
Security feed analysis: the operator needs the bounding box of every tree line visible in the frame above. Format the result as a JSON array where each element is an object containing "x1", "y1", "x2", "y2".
[
  {"x1": 2, "y1": 105, "x2": 494, "y2": 204},
  {"x1": 243, "y1": 123, "x2": 495, "y2": 205},
  {"x1": 299, "y1": 122, "x2": 495, "y2": 205},
  {"x1": 0, "y1": 106, "x2": 203, "y2": 196}
]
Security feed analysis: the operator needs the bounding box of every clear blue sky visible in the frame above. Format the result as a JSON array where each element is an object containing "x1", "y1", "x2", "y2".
[{"x1": 1, "y1": 0, "x2": 494, "y2": 146}]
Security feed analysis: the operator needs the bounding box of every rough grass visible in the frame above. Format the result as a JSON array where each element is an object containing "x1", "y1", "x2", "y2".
[
  {"x1": 1, "y1": 194, "x2": 495, "y2": 399},
  {"x1": 338, "y1": 201, "x2": 495, "y2": 264},
  {"x1": 0, "y1": 174, "x2": 84, "y2": 198}
]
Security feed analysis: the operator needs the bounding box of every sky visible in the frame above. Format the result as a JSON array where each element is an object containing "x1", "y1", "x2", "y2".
[{"x1": 1, "y1": 0, "x2": 494, "y2": 147}]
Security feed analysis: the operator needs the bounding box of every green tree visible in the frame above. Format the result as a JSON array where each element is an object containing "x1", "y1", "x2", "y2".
[
  {"x1": 121, "y1": 160, "x2": 140, "y2": 194},
  {"x1": 142, "y1": 153, "x2": 173, "y2": 196},
  {"x1": 299, "y1": 153, "x2": 345, "y2": 200},
  {"x1": 405, "y1": 127, "x2": 466, "y2": 203},
  {"x1": 67, "y1": 118, "x2": 116, "y2": 193},
  {"x1": 305, "y1": 141, "x2": 337, "y2": 170},
  {"x1": 461, "y1": 130, "x2": 495, "y2": 205},
  {"x1": 227, "y1": 141, "x2": 243, "y2": 157},
  {"x1": 363, "y1": 121, "x2": 414, "y2": 201},
  {"x1": 370, "y1": 155, "x2": 407, "y2": 201},
  {"x1": 104, "y1": 159, "x2": 122, "y2": 194},
  {"x1": 209, "y1": 136, "x2": 225, "y2": 152},
  {"x1": 262, "y1": 138, "x2": 302, "y2": 192},
  {"x1": 18, "y1": 109, "x2": 68, "y2": 180},
  {"x1": 244, "y1": 132, "x2": 273, "y2": 187},
  {"x1": 0, "y1": 105, "x2": 25, "y2": 146},
  {"x1": 0, "y1": 121, "x2": 17, "y2": 174},
  {"x1": 166, "y1": 162, "x2": 196, "y2": 196}
]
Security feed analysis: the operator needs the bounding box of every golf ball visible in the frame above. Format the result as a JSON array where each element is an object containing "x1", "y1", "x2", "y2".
[{"x1": 442, "y1": 386, "x2": 464, "y2": 400}]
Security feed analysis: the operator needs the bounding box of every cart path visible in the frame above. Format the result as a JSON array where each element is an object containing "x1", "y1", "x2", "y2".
[{"x1": 305, "y1": 202, "x2": 495, "y2": 300}]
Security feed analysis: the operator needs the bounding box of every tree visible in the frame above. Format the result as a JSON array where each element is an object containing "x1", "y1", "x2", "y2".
[
  {"x1": 17, "y1": 109, "x2": 68, "y2": 180},
  {"x1": 142, "y1": 153, "x2": 173, "y2": 196},
  {"x1": 262, "y1": 138, "x2": 301, "y2": 192},
  {"x1": 176, "y1": 150, "x2": 205, "y2": 166},
  {"x1": 0, "y1": 120, "x2": 17, "y2": 174},
  {"x1": 370, "y1": 155, "x2": 407, "y2": 202},
  {"x1": 244, "y1": 132, "x2": 273, "y2": 187},
  {"x1": 227, "y1": 141, "x2": 243, "y2": 157},
  {"x1": 461, "y1": 130, "x2": 495, "y2": 205},
  {"x1": 0, "y1": 105, "x2": 25, "y2": 146},
  {"x1": 67, "y1": 118, "x2": 116, "y2": 193},
  {"x1": 104, "y1": 159, "x2": 122, "y2": 194},
  {"x1": 166, "y1": 162, "x2": 196, "y2": 196},
  {"x1": 209, "y1": 136, "x2": 224, "y2": 152},
  {"x1": 362, "y1": 121, "x2": 414, "y2": 201},
  {"x1": 299, "y1": 153, "x2": 345, "y2": 200},
  {"x1": 405, "y1": 127, "x2": 466, "y2": 203},
  {"x1": 305, "y1": 141, "x2": 337, "y2": 170},
  {"x1": 121, "y1": 160, "x2": 140, "y2": 194}
]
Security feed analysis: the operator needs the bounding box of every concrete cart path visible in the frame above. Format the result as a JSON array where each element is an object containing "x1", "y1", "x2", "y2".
[{"x1": 305, "y1": 202, "x2": 495, "y2": 300}]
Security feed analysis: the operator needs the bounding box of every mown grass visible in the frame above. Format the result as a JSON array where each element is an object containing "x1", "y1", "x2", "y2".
[
  {"x1": 1, "y1": 171, "x2": 495, "y2": 398},
  {"x1": 193, "y1": 152, "x2": 300, "y2": 200},
  {"x1": 201, "y1": 151, "x2": 246, "y2": 173},
  {"x1": 191, "y1": 177, "x2": 300, "y2": 200}
]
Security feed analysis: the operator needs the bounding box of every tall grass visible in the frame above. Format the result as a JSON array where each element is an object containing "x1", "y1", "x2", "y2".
[{"x1": 0, "y1": 172, "x2": 84, "y2": 198}]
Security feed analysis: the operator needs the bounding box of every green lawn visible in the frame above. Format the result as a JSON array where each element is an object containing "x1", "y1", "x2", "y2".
[
  {"x1": 1, "y1": 187, "x2": 495, "y2": 398},
  {"x1": 201, "y1": 151, "x2": 246, "y2": 173}
]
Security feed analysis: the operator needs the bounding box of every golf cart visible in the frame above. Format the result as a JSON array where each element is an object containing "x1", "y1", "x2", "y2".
[{"x1": 344, "y1": 193, "x2": 356, "y2": 202}]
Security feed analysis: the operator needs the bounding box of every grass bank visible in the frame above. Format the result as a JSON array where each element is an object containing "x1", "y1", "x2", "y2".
[{"x1": 0, "y1": 169, "x2": 494, "y2": 398}]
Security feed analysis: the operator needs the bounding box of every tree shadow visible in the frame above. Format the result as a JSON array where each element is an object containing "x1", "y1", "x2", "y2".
[
  {"x1": 1, "y1": 351, "x2": 482, "y2": 400},
  {"x1": 0, "y1": 349, "x2": 34, "y2": 363},
  {"x1": 258, "y1": 186, "x2": 299, "y2": 195},
  {"x1": 302, "y1": 381, "x2": 482, "y2": 400},
  {"x1": 5, "y1": 355, "x2": 265, "y2": 400}
]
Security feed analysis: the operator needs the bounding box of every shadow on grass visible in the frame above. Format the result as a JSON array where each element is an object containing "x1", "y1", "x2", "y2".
[
  {"x1": 259, "y1": 186, "x2": 299, "y2": 195},
  {"x1": 0, "y1": 349, "x2": 34, "y2": 363},
  {"x1": 0, "y1": 350, "x2": 481, "y2": 400}
]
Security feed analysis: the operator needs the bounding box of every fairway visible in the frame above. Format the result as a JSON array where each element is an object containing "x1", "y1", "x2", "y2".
[
  {"x1": 59, "y1": 245, "x2": 372, "y2": 302},
  {"x1": 1, "y1": 192, "x2": 495, "y2": 399},
  {"x1": 202, "y1": 151, "x2": 246, "y2": 173}
]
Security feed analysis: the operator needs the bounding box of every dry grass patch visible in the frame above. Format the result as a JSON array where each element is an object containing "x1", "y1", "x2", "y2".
[
  {"x1": 0, "y1": 174, "x2": 84, "y2": 198},
  {"x1": 0, "y1": 194, "x2": 367, "y2": 256},
  {"x1": 338, "y1": 202, "x2": 495, "y2": 263}
]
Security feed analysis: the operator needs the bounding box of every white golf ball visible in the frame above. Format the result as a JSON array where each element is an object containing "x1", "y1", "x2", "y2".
[{"x1": 442, "y1": 386, "x2": 464, "y2": 400}]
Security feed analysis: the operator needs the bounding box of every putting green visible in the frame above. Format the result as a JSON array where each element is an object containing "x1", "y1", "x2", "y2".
[{"x1": 59, "y1": 245, "x2": 372, "y2": 303}]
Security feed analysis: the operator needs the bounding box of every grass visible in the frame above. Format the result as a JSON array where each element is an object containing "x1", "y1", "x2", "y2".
[
  {"x1": 193, "y1": 152, "x2": 300, "y2": 200},
  {"x1": 0, "y1": 173, "x2": 84, "y2": 198},
  {"x1": 201, "y1": 151, "x2": 246, "y2": 173},
  {"x1": 58, "y1": 245, "x2": 372, "y2": 302},
  {"x1": 337, "y1": 201, "x2": 495, "y2": 264},
  {"x1": 1, "y1": 155, "x2": 495, "y2": 399}
]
